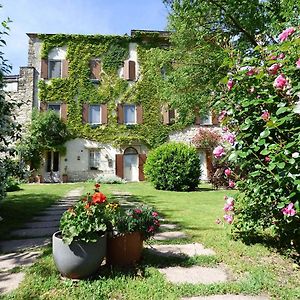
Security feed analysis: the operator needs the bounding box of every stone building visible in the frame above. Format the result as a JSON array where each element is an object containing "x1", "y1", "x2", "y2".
[{"x1": 5, "y1": 30, "x2": 219, "y2": 183}]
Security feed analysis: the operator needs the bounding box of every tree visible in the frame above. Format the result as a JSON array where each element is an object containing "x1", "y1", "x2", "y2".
[{"x1": 0, "y1": 11, "x2": 21, "y2": 203}]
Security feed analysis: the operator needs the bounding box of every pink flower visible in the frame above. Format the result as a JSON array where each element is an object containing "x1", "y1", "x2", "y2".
[
  {"x1": 218, "y1": 110, "x2": 227, "y2": 123},
  {"x1": 213, "y1": 146, "x2": 225, "y2": 159},
  {"x1": 296, "y1": 58, "x2": 300, "y2": 69},
  {"x1": 274, "y1": 74, "x2": 288, "y2": 89},
  {"x1": 228, "y1": 180, "x2": 235, "y2": 188},
  {"x1": 278, "y1": 53, "x2": 285, "y2": 59},
  {"x1": 265, "y1": 156, "x2": 271, "y2": 163},
  {"x1": 224, "y1": 132, "x2": 235, "y2": 145},
  {"x1": 224, "y1": 214, "x2": 233, "y2": 224},
  {"x1": 226, "y1": 197, "x2": 235, "y2": 206},
  {"x1": 261, "y1": 110, "x2": 270, "y2": 121},
  {"x1": 282, "y1": 203, "x2": 296, "y2": 217},
  {"x1": 269, "y1": 55, "x2": 277, "y2": 60},
  {"x1": 224, "y1": 203, "x2": 234, "y2": 212},
  {"x1": 134, "y1": 209, "x2": 142, "y2": 214},
  {"x1": 246, "y1": 68, "x2": 257, "y2": 76},
  {"x1": 224, "y1": 195, "x2": 228, "y2": 200},
  {"x1": 278, "y1": 27, "x2": 296, "y2": 42},
  {"x1": 224, "y1": 168, "x2": 231, "y2": 177},
  {"x1": 147, "y1": 226, "x2": 155, "y2": 232},
  {"x1": 215, "y1": 218, "x2": 221, "y2": 224},
  {"x1": 152, "y1": 211, "x2": 158, "y2": 217},
  {"x1": 268, "y1": 63, "x2": 281, "y2": 75},
  {"x1": 227, "y1": 79, "x2": 234, "y2": 91},
  {"x1": 222, "y1": 126, "x2": 228, "y2": 132}
]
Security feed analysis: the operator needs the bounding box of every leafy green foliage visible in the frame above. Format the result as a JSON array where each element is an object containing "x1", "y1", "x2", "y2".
[
  {"x1": 215, "y1": 27, "x2": 300, "y2": 251},
  {"x1": 144, "y1": 142, "x2": 201, "y2": 191},
  {"x1": 18, "y1": 109, "x2": 70, "y2": 169}
]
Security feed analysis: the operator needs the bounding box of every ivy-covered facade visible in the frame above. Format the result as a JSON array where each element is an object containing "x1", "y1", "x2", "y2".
[{"x1": 15, "y1": 30, "x2": 219, "y2": 182}]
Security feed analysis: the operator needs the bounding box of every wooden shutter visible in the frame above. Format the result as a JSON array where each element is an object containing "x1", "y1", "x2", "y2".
[
  {"x1": 62, "y1": 60, "x2": 69, "y2": 78},
  {"x1": 90, "y1": 59, "x2": 101, "y2": 80},
  {"x1": 194, "y1": 108, "x2": 201, "y2": 125},
  {"x1": 138, "y1": 154, "x2": 147, "y2": 181},
  {"x1": 124, "y1": 60, "x2": 136, "y2": 81},
  {"x1": 136, "y1": 105, "x2": 143, "y2": 124},
  {"x1": 117, "y1": 104, "x2": 124, "y2": 124},
  {"x1": 61, "y1": 103, "x2": 67, "y2": 122},
  {"x1": 82, "y1": 103, "x2": 89, "y2": 124},
  {"x1": 41, "y1": 59, "x2": 48, "y2": 79},
  {"x1": 40, "y1": 101, "x2": 48, "y2": 112},
  {"x1": 115, "y1": 154, "x2": 124, "y2": 178},
  {"x1": 101, "y1": 104, "x2": 108, "y2": 124},
  {"x1": 162, "y1": 105, "x2": 169, "y2": 124},
  {"x1": 212, "y1": 111, "x2": 219, "y2": 125},
  {"x1": 205, "y1": 150, "x2": 213, "y2": 179}
]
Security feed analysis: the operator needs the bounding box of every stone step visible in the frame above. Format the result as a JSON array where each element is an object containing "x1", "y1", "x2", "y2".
[
  {"x1": 0, "y1": 272, "x2": 25, "y2": 295},
  {"x1": 158, "y1": 266, "x2": 228, "y2": 284},
  {"x1": 0, "y1": 237, "x2": 50, "y2": 253},
  {"x1": 32, "y1": 214, "x2": 61, "y2": 222},
  {"x1": 146, "y1": 243, "x2": 215, "y2": 257},
  {"x1": 0, "y1": 251, "x2": 41, "y2": 271},
  {"x1": 153, "y1": 231, "x2": 188, "y2": 241},
  {"x1": 10, "y1": 227, "x2": 58, "y2": 238},
  {"x1": 23, "y1": 220, "x2": 59, "y2": 229},
  {"x1": 39, "y1": 209, "x2": 67, "y2": 215},
  {"x1": 159, "y1": 224, "x2": 178, "y2": 231}
]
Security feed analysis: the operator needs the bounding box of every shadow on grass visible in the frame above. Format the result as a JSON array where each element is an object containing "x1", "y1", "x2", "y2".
[{"x1": 0, "y1": 193, "x2": 61, "y2": 239}]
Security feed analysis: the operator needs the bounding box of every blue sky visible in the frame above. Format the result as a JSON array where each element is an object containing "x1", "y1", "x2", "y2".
[{"x1": 0, "y1": 0, "x2": 169, "y2": 73}]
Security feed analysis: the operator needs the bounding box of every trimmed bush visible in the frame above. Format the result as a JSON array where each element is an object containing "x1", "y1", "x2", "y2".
[
  {"x1": 95, "y1": 174, "x2": 126, "y2": 184},
  {"x1": 144, "y1": 142, "x2": 201, "y2": 191}
]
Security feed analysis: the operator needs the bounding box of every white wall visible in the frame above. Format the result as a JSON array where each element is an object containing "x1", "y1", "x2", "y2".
[{"x1": 48, "y1": 46, "x2": 67, "y2": 60}]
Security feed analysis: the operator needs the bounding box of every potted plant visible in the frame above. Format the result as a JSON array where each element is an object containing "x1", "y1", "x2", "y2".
[
  {"x1": 52, "y1": 184, "x2": 109, "y2": 279},
  {"x1": 106, "y1": 206, "x2": 160, "y2": 266}
]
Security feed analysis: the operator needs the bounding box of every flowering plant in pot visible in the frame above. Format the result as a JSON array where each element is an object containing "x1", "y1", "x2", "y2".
[
  {"x1": 52, "y1": 184, "x2": 110, "y2": 279},
  {"x1": 106, "y1": 205, "x2": 160, "y2": 266}
]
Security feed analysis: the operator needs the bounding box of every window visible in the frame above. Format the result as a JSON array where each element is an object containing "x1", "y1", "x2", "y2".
[
  {"x1": 89, "y1": 150, "x2": 101, "y2": 170},
  {"x1": 49, "y1": 60, "x2": 62, "y2": 78},
  {"x1": 124, "y1": 104, "x2": 136, "y2": 124},
  {"x1": 48, "y1": 104, "x2": 61, "y2": 116},
  {"x1": 89, "y1": 105, "x2": 101, "y2": 124},
  {"x1": 46, "y1": 151, "x2": 59, "y2": 172}
]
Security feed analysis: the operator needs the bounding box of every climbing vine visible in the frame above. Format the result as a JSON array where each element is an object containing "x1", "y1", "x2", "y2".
[{"x1": 37, "y1": 33, "x2": 188, "y2": 148}]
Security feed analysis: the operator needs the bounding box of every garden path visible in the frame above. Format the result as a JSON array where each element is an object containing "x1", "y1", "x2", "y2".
[{"x1": 0, "y1": 188, "x2": 83, "y2": 295}]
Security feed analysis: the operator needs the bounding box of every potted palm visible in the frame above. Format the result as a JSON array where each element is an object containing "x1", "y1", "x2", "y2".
[
  {"x1": 107, "y1": 206, "x2": 160, "y2": 266},
  {"x1": 52, "y1": 184, "x2": 109, "y2": 279}
]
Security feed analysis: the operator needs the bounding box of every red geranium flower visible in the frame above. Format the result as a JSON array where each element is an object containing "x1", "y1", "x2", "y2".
[
  {"x1": 95, "y1": 183, "x2": 100, "y2": 189},
  {"x1": 92, "y1": 192, "x2": 107, "y2": 204}
]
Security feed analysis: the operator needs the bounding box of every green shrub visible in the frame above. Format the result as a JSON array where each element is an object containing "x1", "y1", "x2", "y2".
[
  {"x1": 144, "y1": 142, "x2": 201, "y2": 191},
  {"x1": 5, "y1": 176, "x2": 21, "y2": 192}
]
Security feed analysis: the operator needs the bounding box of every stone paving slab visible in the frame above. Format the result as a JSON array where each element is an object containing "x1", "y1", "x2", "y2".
[
  {"x1": 158, "y1": 266, "x2": 228, "y2": 284},
  {"x1": 159, "y1": 224, "x2": 178, "y2": 231},
  {"x1": 0, "y1": 237, "x2": 50, "y2": 253},
  {"x1": 0, "y1": 251, "x2": 41, "y2": 270},
  {"x1": 23, "y1": 220, "x2": 59, "y2": 229},
  {"x1": 32, "y1": 215, "x2": 61, "y2": 221},
  {"x1": 10, "y1": 227, "x2": 58, "y2": 238},
  {"x1": 0, "y1": 271, "x2": 25, "y2": 294},
  {"x1": 39, "y1": 209, "x2": 67, "y2": 215},
  {"x1": 65, "y1": 188, "x2": 84, "y2": 197},
  {"x1": 146, "y1": 243, "x2": 215, "y2": 257},
  {"x1": 154, "y1": 231, "x2": 188, "y2": 241},
  {"x1": 43, "y1": 205, "x2": 70, "y2": 211},
  {"x1": 181, "y1": 295, "x2": 269, "y2": 300}
]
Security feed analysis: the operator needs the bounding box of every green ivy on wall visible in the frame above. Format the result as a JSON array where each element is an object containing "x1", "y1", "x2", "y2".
[{"x1": 37, "y1": 33, "x2": 188, "y2": 149}]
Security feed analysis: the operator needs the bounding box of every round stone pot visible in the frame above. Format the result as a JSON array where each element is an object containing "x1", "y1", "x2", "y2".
[
  {"x1": 52, "y1": 231, "x2": 107, "y2": 279},
  {"x1": 107, "y1": 231, "x2": 143, "y2": 266}
]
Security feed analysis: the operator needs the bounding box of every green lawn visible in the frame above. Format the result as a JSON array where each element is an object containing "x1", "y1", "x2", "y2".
[{"x1": 1, "y1": 182, "x2": 299, "y2": 300}]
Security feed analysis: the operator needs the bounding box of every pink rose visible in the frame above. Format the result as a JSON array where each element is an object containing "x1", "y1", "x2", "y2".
[
  {"x1": 228, "y1": 180, "x2": 235, "y2": 188},
  {"x1": 269, "y1": 55, "x2": 277, "y2": 60},
  {"x1": 224, "y1": 168, "x2": 231, "y2": 177},
  {"x1": 218, "y1": 110, "x2": 227, "y2": 123},
  {"x1": 278, "y1": 27, "x2": 296, "y2": 42},
  {"x1": 224, "y1": 203, "x2": 234, "y2": 212},
  {"x1": 278, "y1": 53, "x2": 285, "y2": 59},
  {"x1": 224, "y1": 132, "x2": 235, "y2": 145},
  {"x1": 268, "y1": 63, "x2": 281, "y2": 75},
  {"x1": 134, "y1": 209, "x2": 142, "y2": 214},
  {"x1": 152, "y1": 211, "x2": 158, "y2": 217},
  {"x1": 246, "y1": 68, "x2": 257, "y2": 76},
  {"x1": 282, "y1": 203, "x2": 296, "y2": 217},
  {"x1": 261, "y1": 110, "x2": 270, "y2": 121},
  {"x1": 213, "y1": 146, "x2": 225, "y2": 159},
  {"x1": 227, "y1": 79, "x2": 234, "y2": 91},
  {"x1": 223, "y1": 214, "x2": 233, "y2": 224},
  {"x1": 274, "y1": 74, "x2": 287, "y2": 90},
  {"x1": 296, "y1": 58, "x2": 300, "y2": 69},
  {"x1": 226, "y1": 197, "x2": 235, "y2": 206},
  {"x1": 265, "y1": 156, "x2": 271, "y2": 163}
]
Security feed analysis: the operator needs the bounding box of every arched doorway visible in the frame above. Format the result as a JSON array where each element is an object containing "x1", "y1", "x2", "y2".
[{"x1": 123, "y1": 147, "x2": 139, "y2": 182}]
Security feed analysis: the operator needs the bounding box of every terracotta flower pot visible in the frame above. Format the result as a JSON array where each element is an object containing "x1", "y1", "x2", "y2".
[
  {"x1": 52, "y1": 231, "x2": 107, "y2": 279},
  {"x1": 107, "y1": 231, "x2": 143, "y2": 266}
]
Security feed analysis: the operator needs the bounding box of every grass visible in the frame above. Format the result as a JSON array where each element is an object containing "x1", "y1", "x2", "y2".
[
  {"x1": 0, "y1": 183, "x2": 83, "y2": 239},
  {"x1": 1, "y1": 182, "x2": 299, "y2": 300}
]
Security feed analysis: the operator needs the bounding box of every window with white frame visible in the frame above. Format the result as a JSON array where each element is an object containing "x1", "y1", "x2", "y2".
[
  {"x1": 48, "y1": 104, "x2": 61, "y2": 116},
  {"x1": 124, "y1": 104, "x2": 136, "y2": 124},
  {"x1": 49, "y1": 60, "x2": 62, "y2": 79},
  {"x1": 89, "y1": 105, "x2": 101, "y2": 124},
  {"x1": 89, "y1": 150, "x2": 101, "y2": 170}
]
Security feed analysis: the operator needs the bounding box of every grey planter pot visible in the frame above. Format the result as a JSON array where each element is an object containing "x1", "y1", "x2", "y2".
[{"x1": 52, "y1": 231, "x2": 107, "y2": 279}]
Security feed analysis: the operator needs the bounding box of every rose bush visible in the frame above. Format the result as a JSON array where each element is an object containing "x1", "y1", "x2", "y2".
[{"x1": 214, "y1": 27, "x2": 300, "y2": 252}]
